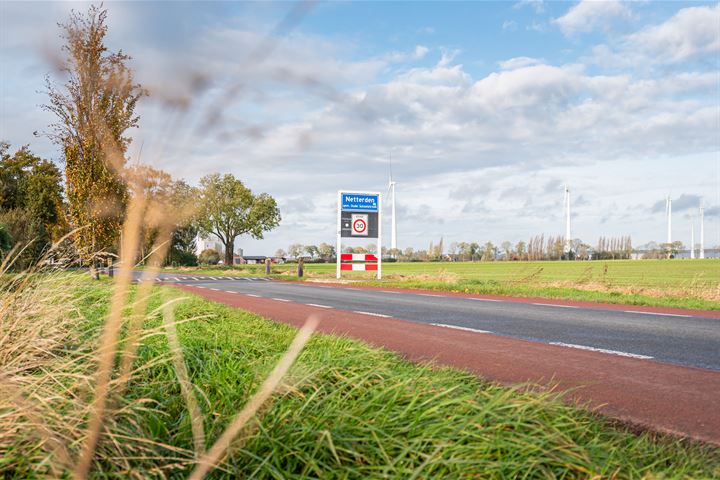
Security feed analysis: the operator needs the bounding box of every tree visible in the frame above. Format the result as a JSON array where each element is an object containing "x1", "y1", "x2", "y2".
[
  {"x1": 0, "y1": 224, "x2": 12, "y2": 254},
  {"x1": 43, "y1": 6, "x2": 144, "y2": 262},
  {"x1": 317, "y1": 242, "x2": 335, "y2": 261},
  {"x1": 198, "y1": 248, "x2": 220, "y2": 265},
  {"x1": 303, "y1": 244, "x2": 318, "y2": 259},
  {"x1": 197, "y1": 173, "x2": 280, "y2": 266},
  {"x1": 0, "y1": 142, "x2": 66, "y2": 267},
  {"x1": 481, "y1": 242, "x2": 496, "y2": 261},
  {"x1": 501, "y1": 241, "x2": 513, "y2": 260},
  {"x1": 274, "y1": 248, "x2": 287, "y2": 259},
  {"x1": 515, "y1": 240, "x2": 526, "y2": 260},
  {"x1": 288, "y1": 243, "x2": 303, "y2": 259}
]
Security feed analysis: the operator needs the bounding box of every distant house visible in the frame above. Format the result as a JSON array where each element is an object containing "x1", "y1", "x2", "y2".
[{"x1": 235, "y1": 255, "x2": 268, "y2": 265}]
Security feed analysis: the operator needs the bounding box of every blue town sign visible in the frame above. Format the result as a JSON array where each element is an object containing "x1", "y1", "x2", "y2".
[{"x1": 341, "y1": 193, "x2": 379, "y2": 212}]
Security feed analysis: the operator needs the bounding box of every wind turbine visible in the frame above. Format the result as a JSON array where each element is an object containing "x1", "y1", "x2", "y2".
[
  {"x1": 388, "y1": 153, "x2": 397, "y2": 256},
  {"x1": 666, "y1": 196, "x2": 672, "y2": 244},
  {"x1": 691, "y1": 219, "x2": 695, "y2": 259},
  {"x1": 700, "y1": 203, "x2": 705, "y2": 259}
]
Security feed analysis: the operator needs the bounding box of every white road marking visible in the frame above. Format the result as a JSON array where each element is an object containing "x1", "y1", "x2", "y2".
[
  {"x1": 173, "y1": 277, "x2": 181, "y2": 281},
  {"x1": 191, "y1": 277, "x2": 199, "y2": 281},
  {"x1": 624, "y1": 310, "x2": 691, "y2": 318},
  {"x1": 469, "y1": 298, "x2": 502, "y2": 302},
  {"x1": 209, "y1": 288, "x2": 220, "y2": 291},
  {"x1": 549, "y1": 342, "x2": 653, "y2": 359},
  {"x1": 431, "y1": 323, "x2": 492, "y2": 334},
  {"x1": 225, "y1": 291, "x2": 235, "y2": 294},
  {"x1": 272, "y1": 298, "x2": 290, "y2": 302},
  {"x1": 532, "y1": 303, "x2": 579, "y2": 309},
  {"x1": 209, "y1": 277, "x2": 218, "y2": 280},
  {"x1": 246, "y1": 294, "x2": 260, "y2": 298},
  {"x1": 306, "y1": 303, "x2": 333, "y2": 309},
  {"x1": 380, "y1": 290, "x2": 401, "y2": 294},
  {"x1": 353, "y1": 311, "x2": 392, "y2": 318},
  {"x1": 419, "y1": 293, "x2": 445, "y2": 298}
]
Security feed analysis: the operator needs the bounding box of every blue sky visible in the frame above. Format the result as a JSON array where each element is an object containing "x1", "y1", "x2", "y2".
[{"x1": 1, "y1": 1, "x2": 719, "y2": 254}]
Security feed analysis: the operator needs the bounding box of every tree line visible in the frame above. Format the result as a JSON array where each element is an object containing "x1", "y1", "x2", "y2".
[{"x1": 277, "y1": 235, "x2": 637, "y2": 263}]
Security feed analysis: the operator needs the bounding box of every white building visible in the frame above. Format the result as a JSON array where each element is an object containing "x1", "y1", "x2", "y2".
[{"x1": 195, "y1": 234, "x2": 224, "y2": 257}]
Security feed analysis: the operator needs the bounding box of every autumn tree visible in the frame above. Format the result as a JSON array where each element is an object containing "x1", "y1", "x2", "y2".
[
  {"x1": 197, "y1": 173, "x2": 281, "y2": 266},
  {"x1": 43, "y1": 5, "x2": 144, "y2": 262}
]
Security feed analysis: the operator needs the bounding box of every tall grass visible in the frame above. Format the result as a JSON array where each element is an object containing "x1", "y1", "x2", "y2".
[{"x1": 0, "y1": 187, "x2": 317, "y2": 478}]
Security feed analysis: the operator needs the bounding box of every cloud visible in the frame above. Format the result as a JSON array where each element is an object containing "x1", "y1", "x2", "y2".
[
  {"x1": 554, "y1": 0, "x2": 631, "y2": 36},
  {"x1": 650, "y1": 194, "x2": 702, "y2": 213},
  {"x1": 625, "y1": 4, "x2": 720, "y2": 63},
  {"x1": 502, "y1": 20, "x2": 518, "y2": 32},
  {"x1": 513, "y1": 0, "x2": 544, "y2": 14},
  {"x1": 498, "y1": 56, "x2": 543, "y2": 70}
]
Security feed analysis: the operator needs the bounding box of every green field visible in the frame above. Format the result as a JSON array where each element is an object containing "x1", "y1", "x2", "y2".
[
  {"x1": 161, "y1": 259, "x2": 720, "y2": 310},
  {"x1": 4, "y1": 276, "x2": 719, "y2": 478}
]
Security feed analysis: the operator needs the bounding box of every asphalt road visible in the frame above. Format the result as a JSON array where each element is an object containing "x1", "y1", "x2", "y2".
[{"x1": 138, "y1": 273, "x2": 720, "y2": 371}]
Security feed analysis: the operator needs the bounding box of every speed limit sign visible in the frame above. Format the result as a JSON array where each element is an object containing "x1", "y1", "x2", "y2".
[{"x1": 351, "y1": 214, "x2": 368, "y2": 236}]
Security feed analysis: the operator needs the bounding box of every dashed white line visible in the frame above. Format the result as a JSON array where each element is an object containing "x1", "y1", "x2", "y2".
[
  {"x1": 431, "y1": 323, "x2": 492, "y2": 334},
  {"x1": 419, "y1": 293, "x2": 445, "y2": 298},
  {"x1": 469, "y1": 298, "x2": 502, "y2": 302},
  {"x1": 246, "y1": 294, "x2": 260, "y2": 298},
  {"x1": 624, "y1": 310, "x2": 691, "y2": 318},
  {"x1": 380, "y1": 290, "x2": 401, "y2": 294},
  {"x1": 532, "y1": 303, "x2": 579, "y2": 309},
  {"x1": 209, "y1": 277, "x2": 218, "y2": 280},
  {"x1": 209, "y1": 288, "x2": 220, "y2": 291},
  {"x1": 353, "y1": 311, "x2": 392, "y2": 318},
  {"x1": 549, "y1": 342, "x2": 653, "y2": 360},
  {"x1": 191, "y1": 277, "x2": 199, "y2": 281},
  {"x1": 306, "y1": 303, "x2": 333, "y2": 309},
  {"x1": 225, "y1": 291, "x2": 235, "y2": 294},
  {"x1": 272, "y1": 298, "x2": 290, "y2": 302}
]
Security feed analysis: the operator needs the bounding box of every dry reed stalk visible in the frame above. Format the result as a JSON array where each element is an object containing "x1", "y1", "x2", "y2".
[
  {"x1": 73, "y1": 194, "x2": 147, "y2": 480},
  {"x1": 189, "y1": 316, "x2": 320, "y2": 480}
]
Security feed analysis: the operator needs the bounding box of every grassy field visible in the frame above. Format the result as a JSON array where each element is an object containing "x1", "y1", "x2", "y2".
[
  {"x1": 161, "y1": 259, "x2": 720, "y2": 310},
  {"x1": 3, "y1": 275, "x2": 720, "y2": 477}
]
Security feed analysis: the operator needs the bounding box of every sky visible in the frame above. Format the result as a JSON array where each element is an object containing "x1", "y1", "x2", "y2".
[{"x1": 1, "y1": 0, "x2": 719, "y2": 255}]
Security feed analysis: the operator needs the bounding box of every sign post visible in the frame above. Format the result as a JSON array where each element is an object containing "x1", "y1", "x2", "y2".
[{"x1": 337, "y1": 191, "x2": 382, "y2": 280}]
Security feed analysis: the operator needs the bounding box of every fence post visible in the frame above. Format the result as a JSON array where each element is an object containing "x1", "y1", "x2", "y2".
[
  {"x1": 297, "y1": 257, "x2": 304, "y2": 278},
  {"x1": 265, "y1": 258, "x2": 271, "y2": 276}
]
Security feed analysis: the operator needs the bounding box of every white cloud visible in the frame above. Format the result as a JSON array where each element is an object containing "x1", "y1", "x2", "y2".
[
  {"x1": 625, "y1": 4, "x2": 720, "y2": 63},
  {"x1": 498, "y1": 56, "x2": 544, "y2": 70},
  {"x1": 414, "y1": 45, "x2": 429, "y2": 59},
  {"x1": 513, "y1": 0, "x2": 545, "y2": 14},
  {"x1": 502, "y1": 20, "x2": 518, "y2": 31},
  {"x1": 554, "y1": 0, "x2": 631, "y2": 36}
]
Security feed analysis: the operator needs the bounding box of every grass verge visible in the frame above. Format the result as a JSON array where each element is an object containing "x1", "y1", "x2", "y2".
[{"x1": 9, "y1": 277, "x2": 715, "y2": 478}]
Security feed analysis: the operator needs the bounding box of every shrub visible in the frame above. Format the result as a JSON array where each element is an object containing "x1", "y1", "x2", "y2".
[{"x1": 198, "y1": 248, "x2": 220, "y2": 265}]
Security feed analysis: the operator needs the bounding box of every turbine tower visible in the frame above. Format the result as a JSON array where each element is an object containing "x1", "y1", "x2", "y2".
[
  {"x1": 691, "y1": 220, "x2": 695, "y2": 259},
  {"x1": 666, "y1": 196, "x2": 672, "y2": 244},
  {"x1": 700, "y1": 205, "x2": 705, "y2": 259},
  {"x1": 564, "y1": 185, "x2": 571, "y2": 257},
  {"x1": 388, "y1": 154, "x2": 397, "y2": 256}
]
